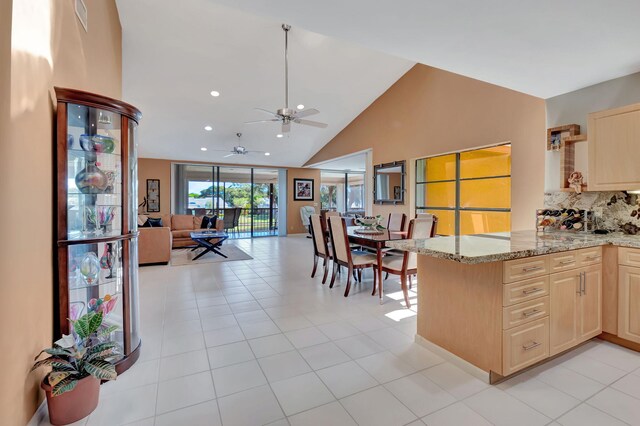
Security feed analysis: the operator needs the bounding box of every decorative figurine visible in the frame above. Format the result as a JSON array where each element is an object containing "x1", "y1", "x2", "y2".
[
  {"x1": 568, "y1": 171, "x2": 584, "y2": 194},
  {"x1": 79, "y1": 252, "x2": 100, "y2": 285},
  {"x1": 100, "y1": 242, "x2": 115, "y2": 279}
]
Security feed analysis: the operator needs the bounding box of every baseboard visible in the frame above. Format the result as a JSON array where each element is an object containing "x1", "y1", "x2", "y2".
[
  {"x1": 27, "y1": 398, "x2": 47, "y2": 426},
  {"x1": 414, "y1": 334, "x2": 490, "y2": 383}
]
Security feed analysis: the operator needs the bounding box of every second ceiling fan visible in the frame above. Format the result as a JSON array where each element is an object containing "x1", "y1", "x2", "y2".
[{"x1": 245, "y1": 24, "x2": 328, "y2": 134}]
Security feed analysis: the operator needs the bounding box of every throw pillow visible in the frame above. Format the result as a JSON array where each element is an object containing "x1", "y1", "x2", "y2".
[
  {"x1": 137, "y1": 215, "x2": 148, "y2": 226},
  {"x1": 201, "y1": 215, "x2": 218, "y2": 229},
  {"x1": 146, "y1": 217, "x2": 163, "y2": 227}
]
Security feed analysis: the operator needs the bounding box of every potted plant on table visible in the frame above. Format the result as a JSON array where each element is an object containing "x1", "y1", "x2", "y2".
[{"x1": 32, "y1": 311, "x2": 121, "y2": 425}]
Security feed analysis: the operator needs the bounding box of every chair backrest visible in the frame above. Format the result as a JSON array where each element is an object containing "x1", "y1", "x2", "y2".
[
  {"x1": 400, "y1": 218, "x2": 433, "y2": 271},
  {"x1": 324, "y1": 210, "x2": 341, "y2": 227},
  {"x1": 232, "y1": 207, "x2": 242, "y2": 227},
  {"x1": 310, "y1": 214, "x2": 328, "y2": 256},
  {"x1": 222, "y1": 208, "x2": 235, "y2": 228},
  {"x1": 328, "y1": 217, "x2": 351, "y2": 265},
  {"x1": 415, "y1": 213, "x2": 438, "y2": 237},
  {"x1": 387, "y1": 213, "x2": 406, "y2": 232}
]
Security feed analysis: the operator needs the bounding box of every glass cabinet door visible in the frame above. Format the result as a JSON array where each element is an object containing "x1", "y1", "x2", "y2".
[{"x1": 66, "y1": 104, "x2": 122, "y2": 240}]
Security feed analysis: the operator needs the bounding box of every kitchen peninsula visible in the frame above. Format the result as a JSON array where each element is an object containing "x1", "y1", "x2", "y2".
[{"x1": 388, "y1": 231, "x2": 640, "y2": 383}]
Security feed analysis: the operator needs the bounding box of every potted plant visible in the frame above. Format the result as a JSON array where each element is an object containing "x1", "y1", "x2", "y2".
[{"x1": 32, "y1": 311, "x2": 121, "y2": 425}]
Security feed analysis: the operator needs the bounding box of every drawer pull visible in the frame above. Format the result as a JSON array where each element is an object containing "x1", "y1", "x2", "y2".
[
  {"x1": 522, "y1": 309, "x2": 541, "y2": 318},
  {"x1": 585, "y1": 256, "x2": 600, "y2": 261},
  {"x1": 522, "y1": 341, "x2": 542, "y2": 351},
  {"x1": 559, "y1": 259, "x2": 574, "y2": 265},
  {"x1": 522, "y1": 266, "x2": 543, "y2": 272},
  {"x1": 522, "y1": 287, "x2": 542, "y2": 295}
]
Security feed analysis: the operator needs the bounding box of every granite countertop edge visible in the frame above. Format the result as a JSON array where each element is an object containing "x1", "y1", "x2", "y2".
[{"x1": 386, "y1": 233, "x2": 640, "y2": 264}]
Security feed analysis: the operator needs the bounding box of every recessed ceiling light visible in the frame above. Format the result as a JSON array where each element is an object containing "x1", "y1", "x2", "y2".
[
  {"x1": 264, "y1": 152, "x2": 271, "y2": 156},
  {"x1": 276, "y1": 134, "x2": 283, "y2": 138},
  {"x1": 200, "y1": 147, "x2": 207, "y2": 151},
  {"x1": 210, "y1": 90, "x2": 220, "y2": 97},
  {"x1": 296, "y1": 104, "x2": 304, "y2": 110},
  {"x1": 204, "y1": 125, "x2": 213, "y2": 131}
]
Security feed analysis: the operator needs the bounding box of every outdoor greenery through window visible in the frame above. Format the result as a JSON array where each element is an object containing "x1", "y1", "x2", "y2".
[
  {"x1": 320, "y1": 171, "x2": 365, "y2": 214},
  {"x1": 415, "y1": 144, "x2": 511, "y2": 235}
]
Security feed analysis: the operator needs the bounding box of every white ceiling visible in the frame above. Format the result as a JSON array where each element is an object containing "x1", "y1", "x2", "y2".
[
  {"x1": 208, "y1": 0, "x2": 640, "y2": 99},
  {"x1": 116, "y1": 0, "x2": 414, "y2": 167},
  {"x1": 308, "y1": 152, "x2": 366, "y2": 172}
]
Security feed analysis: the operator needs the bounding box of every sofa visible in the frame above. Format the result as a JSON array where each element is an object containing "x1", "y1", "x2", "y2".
[{"x1": 138, "y1": 214, "x2": 224, "y2": 265}]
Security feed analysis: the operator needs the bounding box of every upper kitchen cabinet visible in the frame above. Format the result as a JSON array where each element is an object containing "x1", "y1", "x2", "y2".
[{"x1": 588, "y1": 103, "x2": 640, "y2": 190}]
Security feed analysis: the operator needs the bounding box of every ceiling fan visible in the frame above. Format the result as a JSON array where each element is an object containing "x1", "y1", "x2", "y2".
[
  {"x1": 245, "y1": 24, "x2": 328, "y2": 134},
  {"x1": 210, "y1": 133, "x2": 270, "y2": 158}
]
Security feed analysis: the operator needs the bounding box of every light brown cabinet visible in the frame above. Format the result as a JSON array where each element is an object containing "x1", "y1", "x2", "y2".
[
  {"x1": 618, "y1": 265, "x2": 640, "y2": 344},
  {"x1": 588, "y1": 103, "x2": 640, "y2": 191},
  {"x1": 549, "y1": 264, "x2": 602, "y2": 356}
]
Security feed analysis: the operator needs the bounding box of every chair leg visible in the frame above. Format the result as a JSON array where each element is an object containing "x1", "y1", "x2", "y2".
[
  {"x1": 384, "y1": 272, "x2": 389, "y2": 281},
  {"x1": 400, "y1": 274, "x2": 411, "y2": 308},
  {"x1": 311, "y1": 255, "x2": 319, "y2": 278},
  {"x1": 357, "y1": 269, "x2": 362, "y2": 283},
  {"x1": 408, "y1": 274, "x2": 413, "y2": 290},
  {"x1": 322, "y1": 259, "x2": 329, "y2": 284},
  {"x1": 344, "y1": 265, "x2": 353, "y2": 297},
  {"x1": 372, "y1": 266, "x2": 377, "y2": 296},
  {"x1": 329, "y1": 262, "x2": 338, "y2": 288}
]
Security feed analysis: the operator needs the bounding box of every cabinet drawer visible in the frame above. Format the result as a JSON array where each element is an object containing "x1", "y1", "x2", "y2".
[
  {"x1": 503, "y1": 256, "x2": 550, "y2": 283},
  {"x1": 503, "y1": 296, "x2": 550, "y2": 330},
  {"x1": 550, "y1": 251, "x2": 579, "y2": 273},
  {"x1": 577, "y1": 247, "x2": 602, "y2": 267},
  {"x1": 503, "y1": 276, "x2": 550, "y2": 306},
  {"x1": 619, "y1": 247, "x2": 640, "y2": 267},
  {"x1": 503, "y1": 317, "x2": 549, "y2": 376}
]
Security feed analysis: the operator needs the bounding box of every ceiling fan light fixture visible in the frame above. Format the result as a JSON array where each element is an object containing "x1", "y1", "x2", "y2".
[
  {"x1": 210, "y1": 90, "x2": 220, "y2": 97},
  {"x1": 204, "y1": 125, "x2": 213, "y2": 131}
]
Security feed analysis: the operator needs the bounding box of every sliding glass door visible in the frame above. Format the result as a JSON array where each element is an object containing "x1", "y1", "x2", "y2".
[
  {"x1": 173, "y1": 164, "x2": 279, "y2": 238},
  {"x1": 320, "y1": 170, "x2": 366, "y2": 215}
]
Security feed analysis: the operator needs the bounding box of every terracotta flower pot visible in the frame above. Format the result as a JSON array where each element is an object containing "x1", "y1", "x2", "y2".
[{"x1": 41, "y1": 375, "x2": 100, "y2": 425}]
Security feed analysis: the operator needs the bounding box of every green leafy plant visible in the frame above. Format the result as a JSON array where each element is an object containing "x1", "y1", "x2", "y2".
[{"x1": 31, "y1": 311, "x2": 121, "y2": 396}]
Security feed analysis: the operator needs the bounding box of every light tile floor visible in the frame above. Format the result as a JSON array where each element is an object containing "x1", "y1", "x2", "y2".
[{"x1": 39, "y1": 237, "x2": 640, "y2": 426}]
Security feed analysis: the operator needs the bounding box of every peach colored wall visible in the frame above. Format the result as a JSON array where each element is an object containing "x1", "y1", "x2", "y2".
[
  {"x1": 287, "y1": 168, "x2": 321, "y2": 234},
  {"x1": 306, "y1": 64, "x2": 546, "y2": 231},
  {"x1": 0, "y1": 1, "x2": 122, "y2": 424},
  {"x1": 139, "y1": 158, "x2": 172, "y2": 216}
]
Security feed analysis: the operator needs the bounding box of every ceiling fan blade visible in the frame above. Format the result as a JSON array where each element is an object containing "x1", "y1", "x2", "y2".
[
  {"x1": 244, "y1": 119, "x2": 280, "y2": 124},
  {"x1": 223, "y1": 153, "x2": 236, "y2": 158},
  {"x1": 294, "y1": 119, "x2": 328, "y2": 128},
  {"x1": 254, "y1": 108, "x2": 280, "y2": 117},
  {"x1": 295, "y1": 108, "x2": 320, "y2": 118},
  {"x1": 282, "y1": 122, "x2": 291, "y2": 133}
]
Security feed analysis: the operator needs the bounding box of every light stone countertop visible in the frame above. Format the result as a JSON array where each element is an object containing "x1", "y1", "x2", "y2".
[{"x1": 386, "y1": 230, "x2": 640, "y2": 264}]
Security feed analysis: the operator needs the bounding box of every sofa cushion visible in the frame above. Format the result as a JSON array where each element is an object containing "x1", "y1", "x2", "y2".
[
  {"x1": 172, "y1": 230, "x2": 195, "y2": 239},
  {"x1": 172, "y1": 214, "x2": 194, "y2": 231}
]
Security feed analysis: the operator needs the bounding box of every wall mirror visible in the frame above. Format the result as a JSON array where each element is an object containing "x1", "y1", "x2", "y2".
[{"x1": 374, "y1": 160, "x2": 405, "y2": 204}]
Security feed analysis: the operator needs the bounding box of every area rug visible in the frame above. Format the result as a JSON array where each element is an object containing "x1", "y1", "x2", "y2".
[{"x1": 170, "y1": 245, "x2": 253, "y2": 266}]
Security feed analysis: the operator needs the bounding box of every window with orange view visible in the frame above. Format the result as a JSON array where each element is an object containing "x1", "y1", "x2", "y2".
[{"x1": 415, "y1": 144, "x2": 511, "y2": 235}]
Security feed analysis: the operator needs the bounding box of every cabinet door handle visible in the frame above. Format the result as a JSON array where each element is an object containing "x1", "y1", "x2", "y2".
[
  {"x1": 522, "y1": 287, "x2": 542, "y2": 295},
  {"x1": 559, "y1": 259, "x2": 574, "y2": 265},
  {"x1": 522, "y1": 341, "x2": 542, "y2": 351},
  {"x1": 577, "y1": 272, "x2": 583, "y2": 295},
  {"x1": 522, "y1": 309, "x2": 541, "y2": 318},
  {"x1": 522, "y1": 266, "x2": 543, "y2": 272},
  {"x1": 582, "y1": 272, "x2": 587, "y2": 295}
]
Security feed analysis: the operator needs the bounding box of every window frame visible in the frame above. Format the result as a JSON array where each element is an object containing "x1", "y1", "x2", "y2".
[{"x1": 415, "y1": 144, "x2": 511, "y2": 235}]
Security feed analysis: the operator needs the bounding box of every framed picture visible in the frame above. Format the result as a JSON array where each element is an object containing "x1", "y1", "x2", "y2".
[
  {"x1": 393, "y1": 186, "x2": 401, "y2": 199},
  {"x1": 147, "y1": 179, "x2": 160, "y2": 212},
  {"x1": 293, "y1": 178, "x2": 314, "y2": 201}
]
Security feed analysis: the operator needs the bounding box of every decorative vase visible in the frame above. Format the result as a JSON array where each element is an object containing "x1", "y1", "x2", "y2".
[
  {"x1": 41, "y1": 375, "x2": 100, "y2": 425},
  {"x1": 67, "y1": 134, "x2": 74, "y2": 149},
  {"x1": 79, "y1": 134, "x2": 115, "y2": 154},
  {"x1": 75, "y1": 159, "x2": 108, "y2": 194},
  {"x1": 100, "y1": 243, "x2": 115, "y2": 279},
  {"x1": 79, "y1": 252, "x2": 100, "y2": 285}
]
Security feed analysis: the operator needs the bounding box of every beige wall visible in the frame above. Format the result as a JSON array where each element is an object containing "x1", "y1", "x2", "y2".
[
  {"x1": 287, "y1": 168, "x2": 321, "y2": 234},
  {"x1": 0, "y1": 1, "x2": 122, "y2": 424},
  {"x1": 138, "y1": 158, "x2": 321, "y2": 234},
  {"x1": 306, "y1": 64, "x2": 546, "y2": 231}
]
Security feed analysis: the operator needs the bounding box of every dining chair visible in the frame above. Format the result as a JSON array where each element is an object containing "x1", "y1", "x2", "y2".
[
  {"x1": 387, "y1": 213, "x2": 406, "y2": 232},
  {"x1": 328, "y1": 216, "x2": 377, "y2": 297},
  {"x1": 323, "y1": 210, "x2": 340, "y2": 228},
  {"x1": 309, "y1": 214, "x2": 332, "y2": 284},
  {"x1": 377, "y1": 218, "x2": 432, "y2": 308},
  {"x1": 415, "y1": 213, "x2": 438, "y2": 237}
]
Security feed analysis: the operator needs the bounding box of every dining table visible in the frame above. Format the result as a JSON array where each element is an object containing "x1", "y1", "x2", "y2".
[{"x1": 345, "y1": 226, "x2": 408, "y2": 303}]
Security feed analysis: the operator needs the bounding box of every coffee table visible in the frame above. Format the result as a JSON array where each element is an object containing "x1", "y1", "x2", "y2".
[{"x1": 190, "y1": 231, "x2": 229, "y2": 260}]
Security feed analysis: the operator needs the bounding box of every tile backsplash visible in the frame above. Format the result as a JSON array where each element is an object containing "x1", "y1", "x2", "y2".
[{"x1": 544, "y1": 191, "x2": 640, "y2": 234}]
